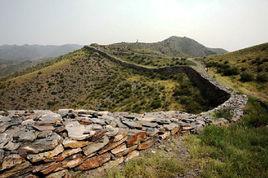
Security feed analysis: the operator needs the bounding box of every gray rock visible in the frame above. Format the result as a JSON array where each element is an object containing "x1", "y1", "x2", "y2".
[
  {"x1": 121, "y1": 119, "x2": 142, "y2": 129},
  {"x1": 0, "y1": 149, "x2": 4, "y2": 162},
  {"x1": 4, "y1": 141, "x2": 21, "y2": 151},
  {"x1": 140, "y1": 121, "x2": 158, "y2": 128},
  {"x1": 58, "y1": 109, "x2": 73, "y2": 117},
  {"x1": 18, "y1": 130, "x2": 37, "y2": 142},
  {"x1": 0, "y1": 133, "x2": 11, "y2": 149},
  {"x1": 82, "y1": 136, "x2": 109, "y2": 156},
  {"x1": 65, "y1": 121, "x2": 90, "y2": 140},
  {"x1": 89, "y1": 118, "x2": 106, "y2": 125},
  {"x1": 20, "y1": 133, "x2": 62, "y2": 153},
  {"x1": 105, "y1": 125, "x2": 119, "y2": 137},
  {"x1": 38, "y1": 113, "x2": 62, "y2": 125},
  {"x1": 164, "y1": 123, "x2": 178, "y2": 131},
  {"x1": 154, "y1": 118, "x2": 171, "y2": 125}
]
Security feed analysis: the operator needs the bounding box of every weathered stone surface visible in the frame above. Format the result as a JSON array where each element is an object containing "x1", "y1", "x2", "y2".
[
  {"x1": 114, "y1": 145, "x2": 137, "y2": 157},
  {"x1": 65, "y1": 121, "x2": 89, "y2": 140},
  {"x1": 113, "y1": 132, "x2": 127, "y2": 142},
  {"x1": 4, "y1": 141, "x2": 21, "y2": 151},
  {"x1": 171, "y1": 126, "x2": 180, "y2": 135},
  {"x1": 1, "y1": 154, "x2": 24, "y2": 171},
  {"x1": 20, "y1": 133, "x2": 62, "y2": 153},
  {"x1": 18, "y1": 130, "x2": 37, "y2": 142},
  {"x1": 105, "y1": 125, "x2": 119, "y2": 137},
  {"x1": 0, "y1": 161, "x2": 32, "y2": 178},
  {"x1": 33, "y1": 162, "x2": 62, "y2": 175},
  {"x1": 89, "y1": 118, "x2": 106, "y2": 125},
  {"x1": 54, "y1": 148, "x2": 82, "y2": 162},
  {"x1": 27, "y1": 144, "x2": 64, "y2": 162},
  {"x1": 0, "y1": 149, "x2": 4, "y2": 162},
  {"x1": 99, "y1": 136, "x2": 128, "y2": 154},
  {"x1": 121, "y1": 119, "x2": 142, "y2": 129},
  {"x1": 140, "y1": 121, "x2": 158, "y2": 128},
  {"x1": 62, "y1": 156, "x2": 83, "y2": 168},
  {"x1": 0, "y1": 117, "x2": 21, "y2": 133},
  {"x1": 83, "y1": 136, "x2": 109, "y2": 156},
  {"x1": 0, "y1": 133, "x2": 11, "y2": 149},
  {"x1": 33, "y1": 124, "x2": 55, "y2": 131},
  {"x1": 126, "y1": 132, "x2": 147, "y2": 147},
  {"x1": 38, "y1": 113, "x2": 62, "y2": 125},
  {"x1": 159, "y1": 131, "x2": 171, "y2": 140},
  {"x1": 111, "y1": 144, "x2": 127, "y2": 155},
  {"x1": 62, "y1": 139, "x2": 89, "y2": 148},
  {"x1": 138, "y1": 139, "x2": 155, "y2": 150},
  {"x1": 78, "y1": 153, "x2": 111, "y2": 170},
  {"x1": 154, "y1": 118, "x2": 171, "y2": 125},
  {"x1": 125, "y1": 150, "x2": 139, "y2": 162},
  {"x1": 164, "y1": 123, "x2": 178, "y2": 131},
  {"x1": 58, "y1": 109, "x2": 73, "y2": 117}
]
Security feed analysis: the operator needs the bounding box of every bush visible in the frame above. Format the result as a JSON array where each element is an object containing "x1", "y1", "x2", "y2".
[
  {"x1": 256, "y1": 72, "x2": 268, "y2": 82},
  {"x1": 240, "y1": 71, "x2": 254, "y2": 82}
]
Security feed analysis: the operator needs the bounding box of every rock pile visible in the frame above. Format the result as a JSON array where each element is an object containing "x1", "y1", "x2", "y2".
[{"x1": 0, "y1": 92, "x2": 247, "y2": 178}]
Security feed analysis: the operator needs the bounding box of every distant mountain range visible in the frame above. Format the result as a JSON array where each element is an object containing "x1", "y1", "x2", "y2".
[
  {"x1": 0, "y1": 44, "x2": 82, "y2": 78},
  {"x1": 0, "y1": 44, "x2": 82, "y2": 61}
]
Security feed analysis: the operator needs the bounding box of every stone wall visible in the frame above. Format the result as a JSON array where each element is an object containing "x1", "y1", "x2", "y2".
[
  {"x1": 0, "y1": 93, "x2": 247, "y2": 178},
  {"x1": 0, "y1": 46, "x2": 248, "y2": 177},
  {"x1": 85, "y1": 46, "x2": 231, "y2": 109}
]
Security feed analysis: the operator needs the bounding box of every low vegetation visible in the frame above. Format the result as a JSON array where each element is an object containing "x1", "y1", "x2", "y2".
[
  {"x1": 0, "y1": 47, "x2": 209, "y2": 113},
  {"x1": 201, "y1": 43, "x2": 268, "y2": 101},
  {"x1": 102, "y1": 97, "x2": 268, "y2": 178}
]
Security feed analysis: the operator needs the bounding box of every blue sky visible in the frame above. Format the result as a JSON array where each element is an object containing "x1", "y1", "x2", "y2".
[{"x1": 0, "y1": 0, "x2": 267, "y2": 51}]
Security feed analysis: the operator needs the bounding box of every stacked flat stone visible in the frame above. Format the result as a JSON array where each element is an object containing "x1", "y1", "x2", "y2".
[{"x1": 0, "y1": 92, "x2": 247, "y2": 178}]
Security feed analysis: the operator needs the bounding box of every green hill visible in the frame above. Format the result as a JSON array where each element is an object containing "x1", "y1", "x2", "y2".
[
  {"x1": 0, "y1": 47, "x2": 209, "y2": 113},
  {"x1": 202, "y1": 43, "x2": 268, "y2": 101}
]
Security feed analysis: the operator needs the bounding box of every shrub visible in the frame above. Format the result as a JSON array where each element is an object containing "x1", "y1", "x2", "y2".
[
  {"x1": 256, "y1": 72, "x2": 268, "y2": 82},
  {"x1": 240, "y1": 72, "x2": 254, "y2": 82}
]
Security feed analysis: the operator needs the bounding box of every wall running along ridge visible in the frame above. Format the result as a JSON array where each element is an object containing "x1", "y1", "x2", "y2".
[{"x1": 0, "y1": 46, "x2": 248, "y2": 177}]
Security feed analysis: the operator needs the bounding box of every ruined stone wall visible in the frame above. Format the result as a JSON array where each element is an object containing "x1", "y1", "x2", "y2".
[
  {"x1": 0, "y1": 46, "x2": 248, "y2": 178},
  {"x1": 85, "y1": 46, "x2": 231, "y2": 108}
]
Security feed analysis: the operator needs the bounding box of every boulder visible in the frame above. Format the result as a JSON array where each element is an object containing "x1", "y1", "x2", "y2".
[
  {"x1": 18, "y1": 130, "x2": 37, "y2": 142},
  {"x1": 54, "y1": 148, "x2": 82, "y2": 162},
  {"x1": 38, "y1": 113, "x2": 62, "y2": 125}
]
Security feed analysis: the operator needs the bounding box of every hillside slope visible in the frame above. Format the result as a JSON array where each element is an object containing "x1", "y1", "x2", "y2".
[
  {"x1": 203, "y1": 43, "x2": 268, "y2": 101},
  {"x1": 0, "y1": 47, "x2": 209, "y2": 113}
]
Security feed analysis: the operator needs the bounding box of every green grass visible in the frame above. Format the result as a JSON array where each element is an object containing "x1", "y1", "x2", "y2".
[
  {"x1": 185, "y1": 97, "x2": 268, "y2": 178},
  {"x1": 106, "y1": 150, "x2": 185, "y2": 178}
]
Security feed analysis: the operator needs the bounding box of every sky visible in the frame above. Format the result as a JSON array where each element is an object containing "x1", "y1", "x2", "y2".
[{"x1": 0, "y1": 0, "x2": 267, "y2": 51}]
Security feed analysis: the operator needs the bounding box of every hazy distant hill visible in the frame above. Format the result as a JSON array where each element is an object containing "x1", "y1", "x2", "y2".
[
  {"x1": 108, "y1": 36, "x2": 227, "y2": 57},
  {"x1": 0, "y1": 44, "x2": 82, "y2": 61},
  {"x1": 0, "y1": 44, "x2": 82, "y2": 78}
]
